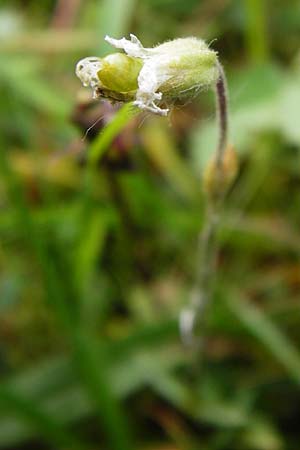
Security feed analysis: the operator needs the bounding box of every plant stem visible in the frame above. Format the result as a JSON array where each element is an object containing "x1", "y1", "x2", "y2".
[
  {"x1": 215, "y1": 62, "x2": 228, "y2": 170},
  {"x1": 180, "y1": 63, "x2": 229, "y2": 348}
]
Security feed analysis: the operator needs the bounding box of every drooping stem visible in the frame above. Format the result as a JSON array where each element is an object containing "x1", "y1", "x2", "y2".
[
  {"x1": 215, "y1": 62, "x2": 228, "y2": 171},
  {"x1": 180, "y1": 62, "x2": 229, "y2": 348}
]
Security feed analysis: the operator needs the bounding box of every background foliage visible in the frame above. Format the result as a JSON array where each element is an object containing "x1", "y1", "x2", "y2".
[{"x1": 1, "y1": 1, "x2": 300, "y2": 449}]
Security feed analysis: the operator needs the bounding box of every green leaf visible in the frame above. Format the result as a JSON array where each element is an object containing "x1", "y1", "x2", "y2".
[
  {"x1": 71, "y1": 330, "x2": 134, "y2": 450},
  {"x1": 0, "y1": 320, "x2": 177, "y2": 447},
  {"x1": 0, "y1": 386, "x2": 86, "y2": 450},
  {"x1": 225, "y1": 291, "x2": 300, "y2": 384},
  {"x1": 74, "y1": 210, "x2": 109, "y2": 289},
  {"x1": 88, "y1": 103, "x2": 139, "y2": 164},
  {"x1": 97, "y1": 0, "x2": 137, "y2": 54}
]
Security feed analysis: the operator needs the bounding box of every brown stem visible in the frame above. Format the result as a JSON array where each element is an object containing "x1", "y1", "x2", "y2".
[
  {"x1": 215, "y1": 62, "x2": 228, "y2": 170},
  {"x1": 180, "y1": 62, "x2": 229, "y2": 348}
]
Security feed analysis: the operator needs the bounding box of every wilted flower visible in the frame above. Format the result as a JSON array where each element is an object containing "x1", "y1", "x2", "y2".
[{"x1": 76, "y1": 34, "x2": 219, "y2": 116}]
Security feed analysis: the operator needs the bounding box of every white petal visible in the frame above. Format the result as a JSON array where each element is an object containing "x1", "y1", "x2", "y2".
[
  {"x1": 76, "y1": 57, "x2": 103, "y2": 90},
  {"x1": 134, "y1": 59, "x2": 170, "y2": 115},
  {"x1": 105, "y1": 34, "x2": 152, "y2": 58},
  {"x1": 133, "y1": 99, "x2": 169, "y2": 116}
]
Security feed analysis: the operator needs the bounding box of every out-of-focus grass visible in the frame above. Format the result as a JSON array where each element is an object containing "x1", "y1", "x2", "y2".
[{"x1": 0, "y1": 1, "x2": 300, "y2": 450}]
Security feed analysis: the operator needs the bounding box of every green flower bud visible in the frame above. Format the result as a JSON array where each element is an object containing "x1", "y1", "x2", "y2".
[
  {"x1": 99, "y1": 53, "x2": 143, "y2": 94},
  {"x1": 75, "y1": 53, "x2": 142, "y2": 102},
  {"x1": 76, "y1": 34, "x2": 219, "y2": 116}
]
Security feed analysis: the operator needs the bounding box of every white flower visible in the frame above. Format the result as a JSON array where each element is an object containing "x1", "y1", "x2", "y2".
[
  {"x1": 76, "y1": 34, "x2": 219, "y2": 116},
  {"x1": 76, "y1": 57, "x2": 103, "y2": 96}
]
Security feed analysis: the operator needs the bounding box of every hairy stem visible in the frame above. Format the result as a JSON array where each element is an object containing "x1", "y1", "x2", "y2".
[
  {"x1": 215, "y1": 62, "x2": 228, "y2": 170},
  {"x1": 180, "y1": 63, "x2": 229, "y2": 348}
]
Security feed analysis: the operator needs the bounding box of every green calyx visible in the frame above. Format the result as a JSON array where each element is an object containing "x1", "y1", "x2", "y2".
[{"x1": 159, "y1": 50, "x2": 218, "y2": 99}]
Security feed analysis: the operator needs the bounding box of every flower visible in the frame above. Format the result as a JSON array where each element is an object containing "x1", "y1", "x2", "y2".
[{"x1": 76, "y1": 34, "x2": 219, "y2": 116}]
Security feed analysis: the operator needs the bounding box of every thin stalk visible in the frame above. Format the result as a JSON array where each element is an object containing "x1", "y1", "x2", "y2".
[
  {"x1": 180, "y1": 63, "x2": 229, "y2": 348},
  {"x1": 215, "y1": 62, "x2": 228, "y2": 171}
]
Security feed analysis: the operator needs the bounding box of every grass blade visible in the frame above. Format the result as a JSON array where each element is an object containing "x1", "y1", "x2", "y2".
[
  {"x1": 0, "y1": 386, "x2": 86, "y2": 450},
  {"x1": 226, "y1": 291, "x2": 300, "y2": 384},
  {"x1": 88, "y1": 103, "x2": 139, "y2": 165},
  {"x1": 97, "y1": 0, "x2": 137, "y2": 54},
  {"x1": 72, "y1": 330, "x2": 134, "y2": 450}
]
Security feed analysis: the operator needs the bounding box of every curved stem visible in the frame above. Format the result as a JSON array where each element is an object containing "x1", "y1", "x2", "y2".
[
  {"x1": 180, "y1": 62, "x2": 229, "y2": 348},
  {"x1": 215, "y1": 62, "x2": 228, "y2": 170}
]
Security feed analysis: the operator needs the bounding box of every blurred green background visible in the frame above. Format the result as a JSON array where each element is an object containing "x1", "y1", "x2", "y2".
[{"x1": 1, "y1": 1, "x2": 300, "y2": 449}]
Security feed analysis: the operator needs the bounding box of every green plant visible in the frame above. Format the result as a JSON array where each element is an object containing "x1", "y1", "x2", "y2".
[
  {"x1": 2, "y1": 2, "x2": 300, "y2": 450},
  {"x1": 76, "y1": 34, "x2": 236, "y2": 351}
]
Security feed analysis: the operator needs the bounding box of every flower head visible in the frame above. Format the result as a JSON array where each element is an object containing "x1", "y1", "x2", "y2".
[{"x1": 76, "y1": 34, "x2": 219, "y2": 116}]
